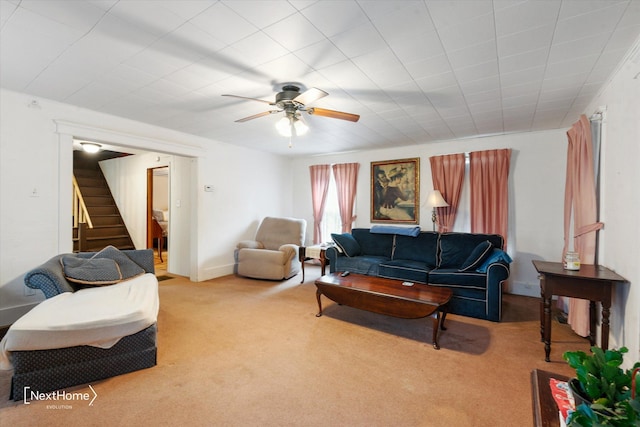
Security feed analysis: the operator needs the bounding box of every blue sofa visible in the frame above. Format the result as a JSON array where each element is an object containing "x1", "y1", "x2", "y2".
[{"x1": 325, "y1": 229, "x2": 511, "y2": 321}]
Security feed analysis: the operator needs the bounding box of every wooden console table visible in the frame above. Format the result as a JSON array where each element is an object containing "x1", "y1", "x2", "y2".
[
  {"x1": 532, "y1": 260, "x2": 627, "y2": 362},
  {"x1": 531, "y1": 369, "x2": 569, "y2": 427}
]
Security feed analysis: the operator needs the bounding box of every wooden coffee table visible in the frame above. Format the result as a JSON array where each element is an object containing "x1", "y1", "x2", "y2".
[{"x1": 314, "y1": 273, "x2": 453, "y2": 349}]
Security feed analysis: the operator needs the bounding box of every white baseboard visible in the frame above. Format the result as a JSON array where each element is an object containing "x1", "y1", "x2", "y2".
[
  {"x1": 198, "y1": 264, "x2": 235, "y2": 282},
  {"x1": 509, "y1": 281, "x2": 540, "y2": 298}
]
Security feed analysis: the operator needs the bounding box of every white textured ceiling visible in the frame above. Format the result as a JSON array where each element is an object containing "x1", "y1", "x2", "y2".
[{"x1": 2, "y1": 0, "x2": 639, "y2": 156}]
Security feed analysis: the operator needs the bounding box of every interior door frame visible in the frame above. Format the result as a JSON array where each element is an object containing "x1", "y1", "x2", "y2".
[
  {"x1": 146, "y1": 168, "x2": 154, "y2": 249},
  {"x1": 146, "y1": 166, "x2": 169, "y2": 250}
]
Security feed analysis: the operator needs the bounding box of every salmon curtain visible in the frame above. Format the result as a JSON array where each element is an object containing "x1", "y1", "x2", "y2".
[
  {"x1": 469, "y1": 149, "x2": 511, "y2": 247},
  {"x1": 332, "y1": 163, "x2": 359, "y2": 233},
  {"x1": 309, "y1": 164, "x2": 331, "y2": 244},
  {"x1": 429, "y1": 153, "x2": 465, "y2": 232},
  {"x1": 563, "y1": 114, "x2": 604, "y2": 337}
]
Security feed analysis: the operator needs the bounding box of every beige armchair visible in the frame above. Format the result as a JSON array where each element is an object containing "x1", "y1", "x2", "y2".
[{"x1": 235, "y1": 217, "x2": 306, "y2": 280}]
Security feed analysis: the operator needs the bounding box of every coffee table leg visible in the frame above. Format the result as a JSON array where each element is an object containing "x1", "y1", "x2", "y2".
[
  {"x1": 440, "y1": 308, "x2": 448, "y2": 331},
  {"x1": 315, "y1": 288, "x2": 323, "y2": 317},
  {"x1": 431, "y1": 311, "x2": 442, "y2": 350}
]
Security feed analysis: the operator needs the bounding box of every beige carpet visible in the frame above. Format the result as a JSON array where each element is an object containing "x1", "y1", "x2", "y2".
[{"x1": 0, "y1": 265, "x2": 590, "y2": 426}]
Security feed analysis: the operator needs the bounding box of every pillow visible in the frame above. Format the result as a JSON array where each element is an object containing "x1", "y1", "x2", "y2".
[
  {"x1": 91, "y1": 245, "x2": 145, "y2": 280},
  {"x1": 459, "y1": 240, "x2": 494, "y2": 272},
  {"x1": 331, "y1": 233, "x2": 361, "y2": 257},
  {"x1": 476, "y1": 249, "x2": 513, "y2": 273},
  {"x1": 61, "y1": 256, "x2": 122, "y2": 285}
]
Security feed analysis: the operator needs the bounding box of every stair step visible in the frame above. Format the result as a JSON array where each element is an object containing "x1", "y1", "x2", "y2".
[
  {"x1": 81, "y1": 187, "x2": 111, "y2": 197},
  {"x1": 75, "y1": 176, "x2": 107, "y2": 187},
  {"x1": 88, "y1": 206, "x2": 119, "y2": 215},
  {"x1": 84, "y1": 196, "x2": 116, "y2": 205},
  {"x1": 90, "y1": 216, "x2": 124, "y2": 226},
  {"x1": 73, "y1": 160, "x2": 135, "y2": 254},
  {"x1": 74, "y1": 168, "x2": 103, "y2": 178}
]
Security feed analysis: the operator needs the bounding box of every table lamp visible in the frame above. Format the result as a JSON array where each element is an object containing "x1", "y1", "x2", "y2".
[{"x1": 426, "y1": 190, "x2": 449, "y2": 231}]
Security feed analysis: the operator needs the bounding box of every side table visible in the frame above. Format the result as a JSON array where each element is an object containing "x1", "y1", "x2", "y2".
[
  {"x1": 299, "y1": 245, "x2": 329, "y2": 283},
  {"x1": 532, "y1": 260, "x2": 627, "y2": 362}
]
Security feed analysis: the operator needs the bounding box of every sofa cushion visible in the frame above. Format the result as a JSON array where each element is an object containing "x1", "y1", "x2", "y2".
[
  {"x1": 351, "y1": 228, "x2": 394, "y2": 258},
  {"x1": 333, "y1": 255, "x2": 388, "y2": 276},
  {"x1": 476, "y1": 249, "x2": 512, "y2": 273},
  {"x1": 331, "y1": 233, "x2": 362, "y2": 257},
  {"x1": 428, "y1": 269, "x2": 488, "y2": 290},
  {"x1": 437, "y1": 233, "x2": 504, "y2": 269},
  {"x1": 459, "y1": 240, "x2": 494, "y2": 272},
  {"x1": 392, "y1": 232, "x2": 439, "y2": 266},
  {"x1": 379, "y1": 259, "x2": 429, "y2": 283}
]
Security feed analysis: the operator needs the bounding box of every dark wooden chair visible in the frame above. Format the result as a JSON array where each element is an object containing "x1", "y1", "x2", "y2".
[{"x1": 152, "y1": 218, "x2": 167, "y2": 262}]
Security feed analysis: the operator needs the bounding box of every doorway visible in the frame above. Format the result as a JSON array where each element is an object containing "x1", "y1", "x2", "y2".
[{"x1": 147, "y1": 166, "x2": 169, "y2": 269}]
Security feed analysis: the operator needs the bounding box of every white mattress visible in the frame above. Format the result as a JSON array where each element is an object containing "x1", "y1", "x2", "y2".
[{"x1": 0, "y1": 273, "x2": 159, "y2": 370}]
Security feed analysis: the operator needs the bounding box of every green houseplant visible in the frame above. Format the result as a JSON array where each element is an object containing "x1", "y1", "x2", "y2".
[{"x1": 563, "y1": 346, "x2": 640, "y2": 426}]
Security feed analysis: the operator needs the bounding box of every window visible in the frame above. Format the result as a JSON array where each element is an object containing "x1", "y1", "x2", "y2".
[{"x1": 320, "y1": 173, "x2": 342, "y2": 243}]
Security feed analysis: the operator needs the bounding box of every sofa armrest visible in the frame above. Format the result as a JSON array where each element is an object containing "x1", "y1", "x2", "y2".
[
  {"x1": 237, "y1": 240, "x2": 264, "y2": 250},
  {"x1": 486, "y1": 261, "x2": 510, "y2": 283},
  {"x1": 24, "y1": 254, "x2": 75, "y2": 298},
  {"x1": 279, "y1": 244, "x2": 298, "y2": 262},
  {"x1": 325, "y1": 246, "x2": 342, "y2": 273}
]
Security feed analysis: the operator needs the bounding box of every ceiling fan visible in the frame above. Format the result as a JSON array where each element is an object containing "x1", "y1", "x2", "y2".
[{"x1": 222, "y1": 85, "x2": 360, "y2": 137}]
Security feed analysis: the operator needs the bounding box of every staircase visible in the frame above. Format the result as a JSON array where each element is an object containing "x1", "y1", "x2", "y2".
[{"x1": 73, "y1": 151, "x2": 135, "y2": 252}]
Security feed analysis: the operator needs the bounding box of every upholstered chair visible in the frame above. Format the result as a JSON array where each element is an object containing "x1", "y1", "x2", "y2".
[{"x1": 235, "y1": 217, "x2": 306, "y2": 280}]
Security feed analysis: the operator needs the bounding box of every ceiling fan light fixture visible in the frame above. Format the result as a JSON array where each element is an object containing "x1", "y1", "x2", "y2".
[
  {"x1": 293, "y1": 118, "x2": 308, "y2": 136},
  {"x1": 275, "y1": 116, "x2": 292, "y2": 136}
]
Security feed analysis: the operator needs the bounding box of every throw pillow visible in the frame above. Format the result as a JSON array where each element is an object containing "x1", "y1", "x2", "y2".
[
  {"x1": 331, "y1": 233, "x2": 361, "y2": 257},
  {"x1": 459, "y1": 240, "x2": 494, "y2": 272},
  {"x1": 91, "y1": 245, "x2": 146, "y2": 280},
  {"x1": 476, "y1": 249, "x2": 513, "y2": 273},
  {"x1": 61, "y1": 256, "x2": 122, "y2": 285}
]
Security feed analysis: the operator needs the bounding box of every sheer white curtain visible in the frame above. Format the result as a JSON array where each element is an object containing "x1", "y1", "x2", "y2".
[{"x1": 332, "y1": 163, "x2": 359, "y2": 233}]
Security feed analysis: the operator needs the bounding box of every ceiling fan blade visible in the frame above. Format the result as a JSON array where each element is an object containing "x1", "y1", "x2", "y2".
[
  {"x1": 293, "y1": 87, "x2": 328, "y2": 106},
  {"x1": 222, "y1": 94, "x2": 275, "y2": 105},
  {"x1": 235, "y1": 110, "x2": 280, "y2": 123},
  {"x1": 307, "y1": 107, "x2": 360, "y2": 122}
]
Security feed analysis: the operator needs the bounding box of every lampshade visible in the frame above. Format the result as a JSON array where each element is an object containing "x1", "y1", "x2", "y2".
[
  {"x1": 426, "y1": 190, "x2": 449, "y2": 208},
  {"x1": 275, "y1": 115, "x2": 308, "y2": 137},
  {"x1": 80, "y1": 142, "x2": 102, "y2": 153},
  {"x1": 293, "y1": 118, "x2": 308, "y2": 135}
]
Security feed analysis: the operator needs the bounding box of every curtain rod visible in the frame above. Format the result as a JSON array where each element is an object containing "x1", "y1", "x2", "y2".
[{"x1": 589, "y1": 106, "x2": 607, "y2": 122}]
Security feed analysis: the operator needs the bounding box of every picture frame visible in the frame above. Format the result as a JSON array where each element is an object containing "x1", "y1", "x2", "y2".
[{"x1": 371, "y1": 158, "x2": 420, "y2": 224}]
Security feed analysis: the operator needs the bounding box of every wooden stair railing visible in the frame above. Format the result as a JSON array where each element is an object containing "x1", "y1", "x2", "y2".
[
  {"x1": 73, "y1": 175, "x2": 93, "y2": 228},
  {"x1": 73, "y1": 175, "x2": 92, "y2": 252}
]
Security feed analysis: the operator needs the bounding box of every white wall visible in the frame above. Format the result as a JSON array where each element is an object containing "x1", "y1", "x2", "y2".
[
  {"x1": 291, "y1": 129, "x2": 568, "y2": 296},
  {"x1": 584, "y1": 42, "x2": 640, "y2": 365},
  {"x1": 0, "y1": 89, "x2": 292, "y2": 324},
  {"x1": 153, "y1": 172, "x2": 169, "y2": 211}
]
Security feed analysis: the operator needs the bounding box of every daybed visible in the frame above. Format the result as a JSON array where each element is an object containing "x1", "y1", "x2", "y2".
[
  {"x1": 0, "y1": 247, "x2": 159, "y2": 401},
  {"x1": 326, "y1": 228, "x2": 511, "y2": 321}
]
